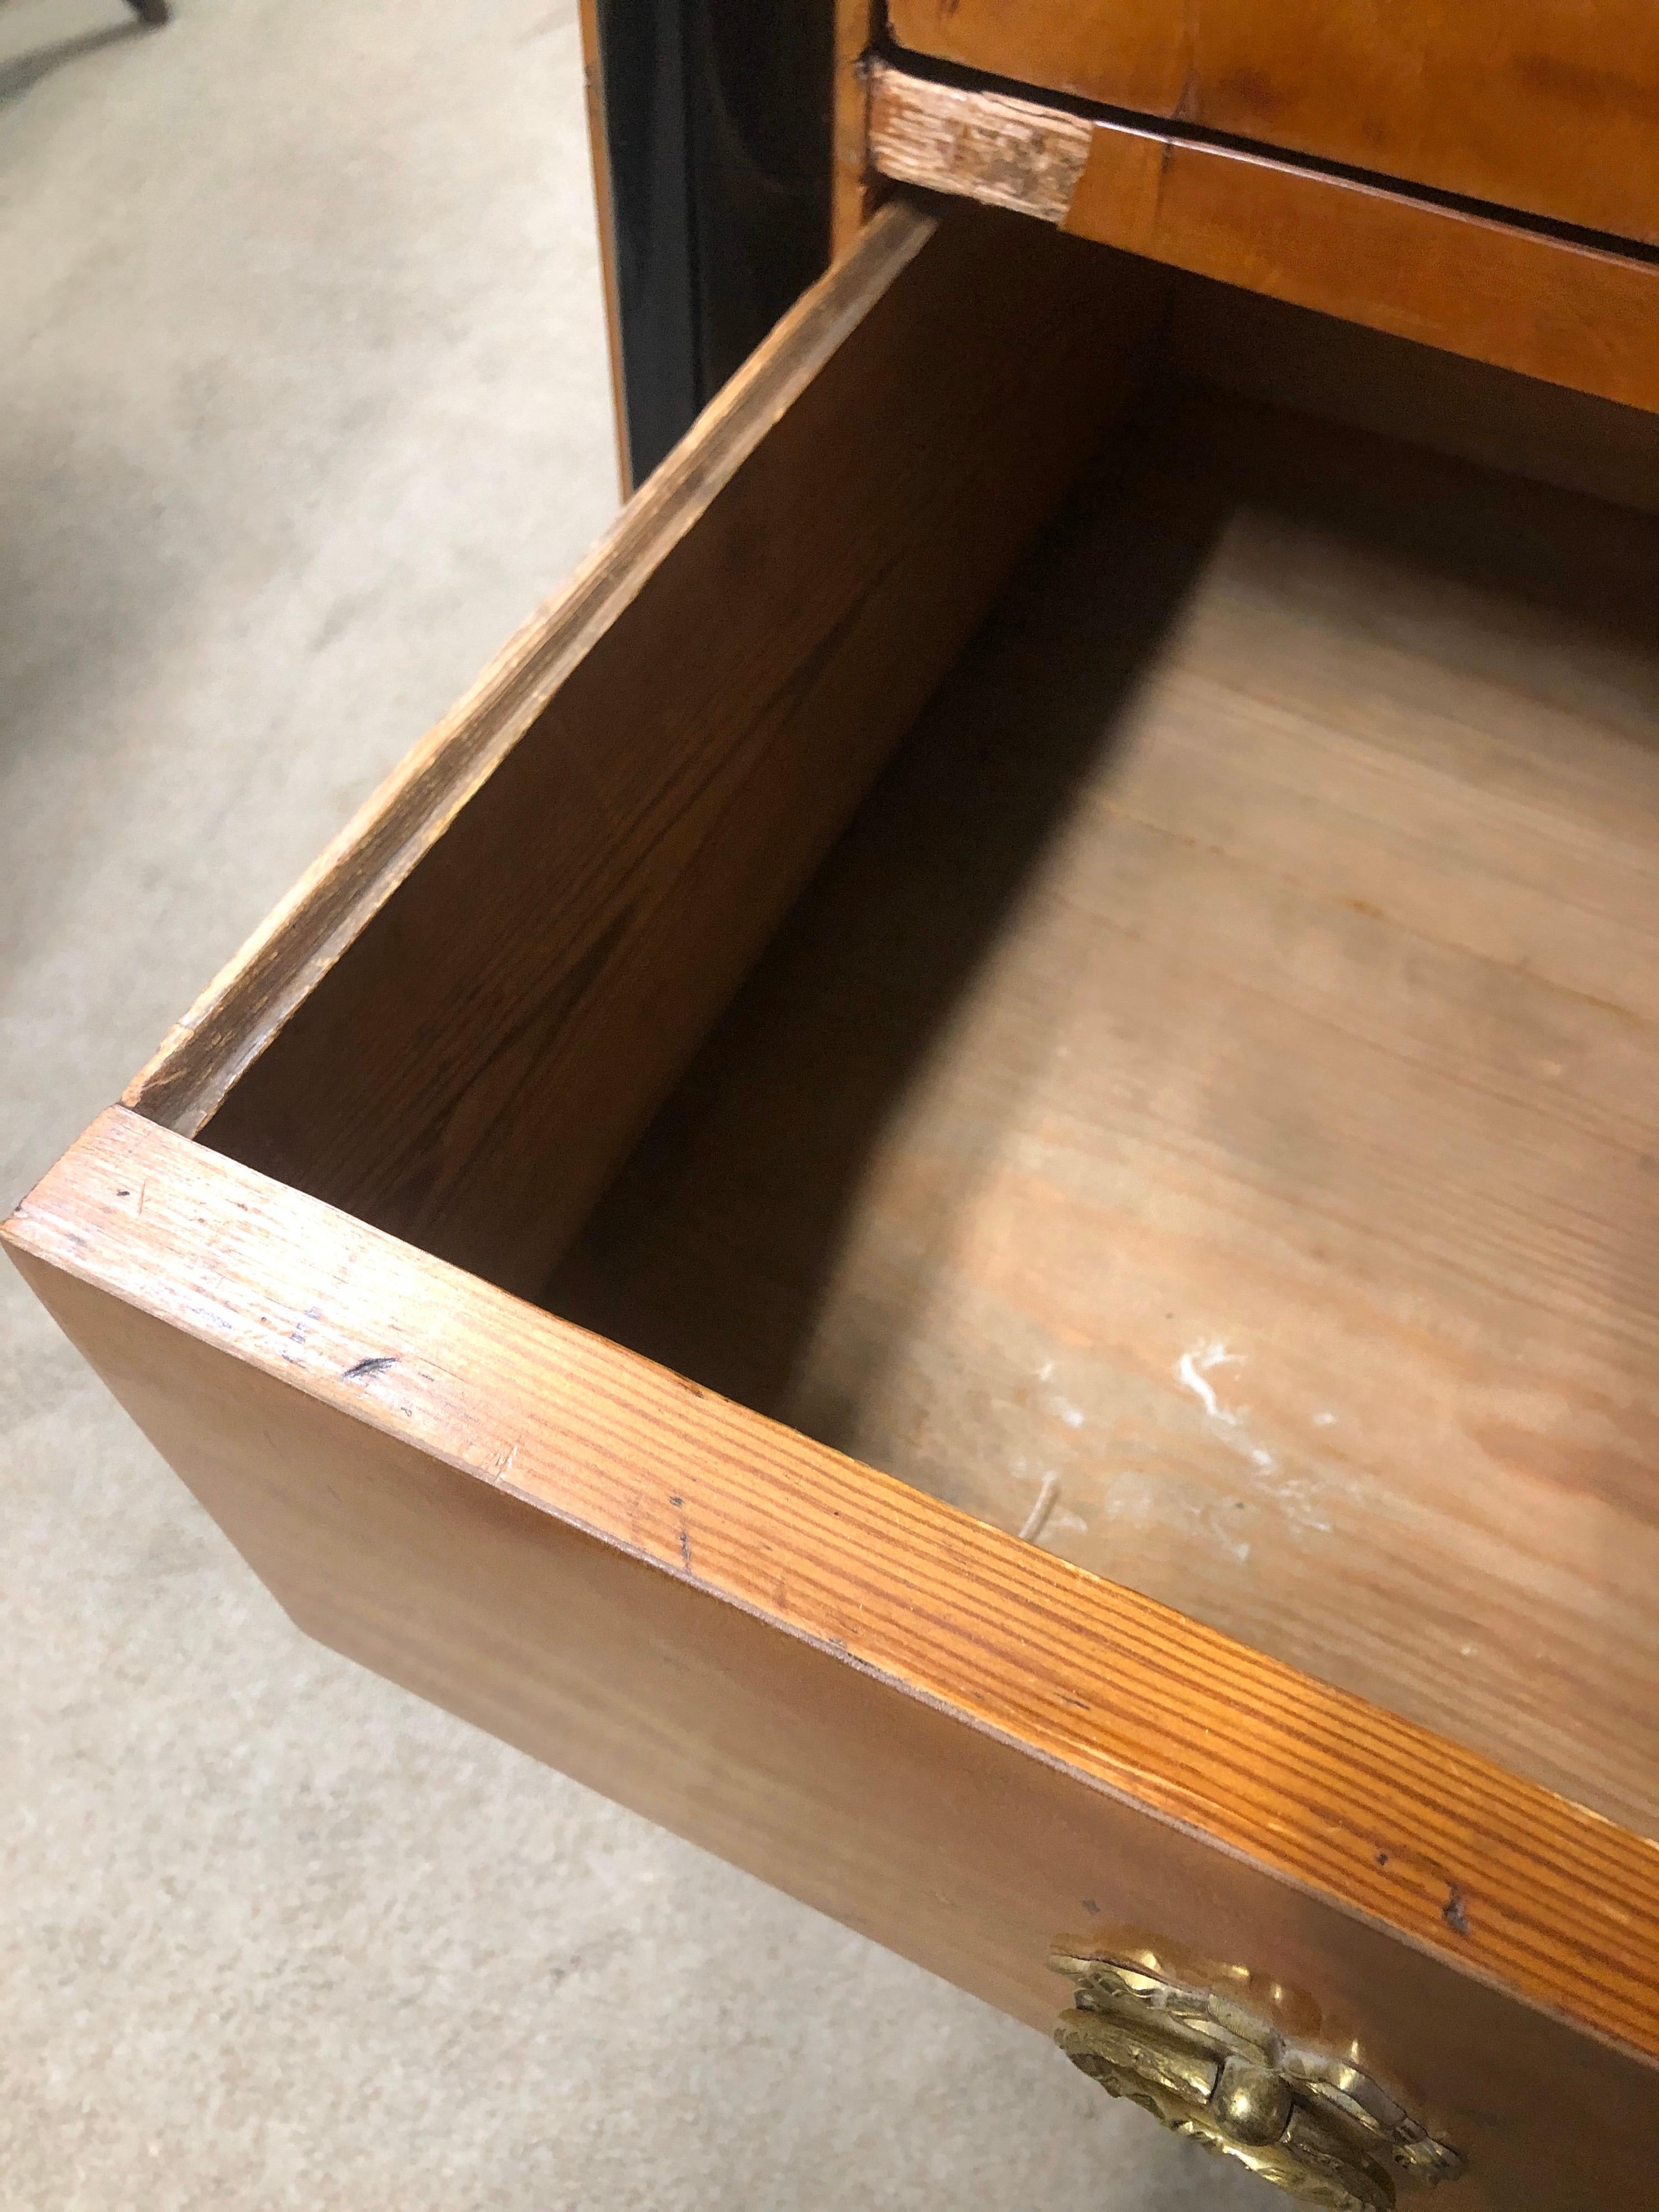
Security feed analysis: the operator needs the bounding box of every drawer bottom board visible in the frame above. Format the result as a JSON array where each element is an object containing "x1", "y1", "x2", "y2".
[{"x1": 547, "y1": 387, "x2": 1659, "y2": 1842}]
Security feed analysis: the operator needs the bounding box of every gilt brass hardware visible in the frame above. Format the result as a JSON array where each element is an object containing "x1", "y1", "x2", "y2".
[{"x1": 1050, "y1": 1944, "x2": 1463, "y2": 2209}]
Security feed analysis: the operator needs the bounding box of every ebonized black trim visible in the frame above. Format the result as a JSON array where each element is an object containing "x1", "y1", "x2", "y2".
[{"x1": 593, "y1": 0, "x2": 834, "y2": 486}]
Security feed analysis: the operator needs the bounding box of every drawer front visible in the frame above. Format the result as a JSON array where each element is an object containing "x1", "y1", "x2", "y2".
[
  {"x1": 13, "y1": 1105, "x2": 1659, "y2": 2212},
  {"x1": 8, "y1": 202, "x2": 1659, "y2": 2207},
  {"x1": 886, "y1": 0, "x2": 1659, "y2": 247}
]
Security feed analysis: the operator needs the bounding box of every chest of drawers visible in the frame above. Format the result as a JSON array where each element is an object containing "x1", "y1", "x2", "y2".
[{"x1": 12, "y1": 13, "x2": 1659, "y2": 2204}]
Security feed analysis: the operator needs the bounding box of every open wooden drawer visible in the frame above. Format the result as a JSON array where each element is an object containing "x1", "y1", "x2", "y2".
[{"x1": 7, "y1": 199, "x2": 1659, "y2": 2208}]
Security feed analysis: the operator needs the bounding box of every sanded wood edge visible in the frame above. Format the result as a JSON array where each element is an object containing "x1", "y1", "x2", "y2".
[
  {"x1": 121, "y1": 199, "x2": 940, "y2": 1141},
  {"x1": 867, "y1": 62, "x2": 1659, "y2": 416},
  {"x1": 8, "y1": 1105, "x2": 1659, "y2": 2074},
  {"x1": 869, "y1": 60, "x2": 1091, "y2": 223}
]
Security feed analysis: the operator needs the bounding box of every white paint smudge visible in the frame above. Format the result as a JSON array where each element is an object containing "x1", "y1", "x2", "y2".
[
  {"x1": 1176, "y1": 1339, "x2": 1243, "y2": 1422},
  {"x1": 1312, "y1": 1410, "x2": 1337, "y2": 1428},
  {"x1": 1264, "y1": 1476, "x2": 1333, "y2": 1535},
  {"x1": 1018, "y1": 1470, "x2": 1062, "y2": 1543},
  {"x1": 1103, "y1": 1472, "x2": 1157, "y2": 1522},
  {"x1": 1176, "y1": 1338, "x2": 1335, "y2": 1538},
  {"x1": 1053, "y1": 1397, "x2": 1086, "y2": 1430}
]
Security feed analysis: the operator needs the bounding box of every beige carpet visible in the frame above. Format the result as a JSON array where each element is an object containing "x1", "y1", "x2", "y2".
[{"x1": 0, "y1": 2, "x2": 1277, "y2": 2203}]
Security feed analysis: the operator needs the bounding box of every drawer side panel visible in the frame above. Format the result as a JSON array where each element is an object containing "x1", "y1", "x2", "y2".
[{"x1": 135, "y1": 199, "x2": 1166, "y2": 1302}]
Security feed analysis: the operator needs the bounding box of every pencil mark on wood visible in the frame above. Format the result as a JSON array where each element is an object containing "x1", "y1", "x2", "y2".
[
  {"x1": 281, "y1": 1302, "x2": 321, "y2": 1365},
  {"x1": 341, "y1": 1354, "x2": 398, "y2": 1383}
]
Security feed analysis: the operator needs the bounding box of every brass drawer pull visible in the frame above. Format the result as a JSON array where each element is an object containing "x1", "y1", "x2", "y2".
[{"x1": 1050, "y1": 1946, "x2": 1463, "y2": 2209}]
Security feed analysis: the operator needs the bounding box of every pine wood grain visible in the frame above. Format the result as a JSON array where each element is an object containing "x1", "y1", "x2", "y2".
[
  {"x1": 122, "y1": 199, "x2": 941, "y2": 1138},
  {"x1": 6, "y1": 1107, "x2": 1659, "y2": 2209},
  {"x1": 133, "y1": 197, "x2": 1163, "y2": 1301},
  {"x1": 887, "y1": 0, "x2": 1659, "y2": 248},
  {"x1": 868, "y1": 62, "x2": 1659, "y2": 416},
  {"x1": 546, "y1": 388, "x2": 1659, "y2": 1845}
]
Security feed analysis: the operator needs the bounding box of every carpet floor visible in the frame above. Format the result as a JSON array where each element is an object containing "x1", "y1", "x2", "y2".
[{"x1": 0, "y1": 3, "x2": 1275, "y2": 2203}]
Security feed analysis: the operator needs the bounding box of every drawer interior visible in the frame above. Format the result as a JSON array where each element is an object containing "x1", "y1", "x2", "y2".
[
  {"x1": 187, "y1": 207, "x2": 1659, "y2": 1841},
  {"x1": 544, "y1": 378, "x2": 1659, "y2": 1843}
]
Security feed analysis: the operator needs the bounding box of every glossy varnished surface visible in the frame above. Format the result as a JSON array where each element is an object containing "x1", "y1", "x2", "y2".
[
  {"x1": 585, "y1": 0, "x2": 833, "y2": 484},
  {"x1": 887, "y1": 0, "x2": 1659, "y2": 246},
  {"x1": 868, "y1": 62, "x2": 1659, "y2": 416},
  {"x1": 548, "y1": 392, "x2": 1659, "y2": 1840}
]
